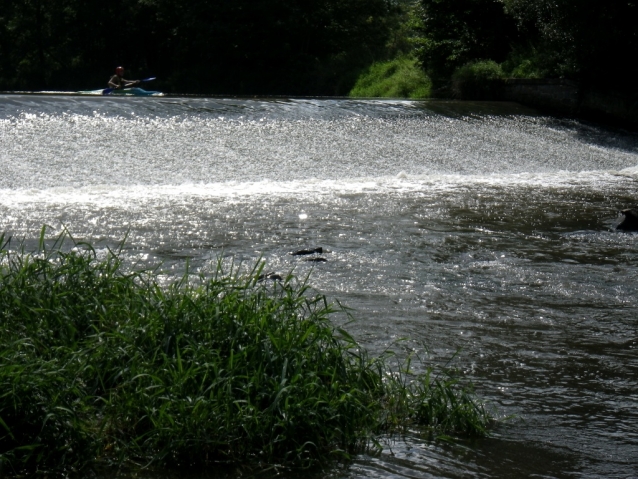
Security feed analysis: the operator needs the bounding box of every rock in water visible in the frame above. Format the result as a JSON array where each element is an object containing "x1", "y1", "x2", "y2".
[
  {"x1": 616, "y1": 209, "x2": 638, "y2": 231},
  {"x1": 304, "y1": 257, "x2": 327, "y2": 263},
  {"x1": 257, "y1": 272, "x2": 283, "y2": 281},
  {"x1": 291, "y1": 247, "x2": 323, "y2": 256}
]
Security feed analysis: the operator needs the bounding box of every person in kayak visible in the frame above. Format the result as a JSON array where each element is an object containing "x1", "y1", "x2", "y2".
[{"x1": 108, "y1": 66, "x2": 140, "y2": 89}]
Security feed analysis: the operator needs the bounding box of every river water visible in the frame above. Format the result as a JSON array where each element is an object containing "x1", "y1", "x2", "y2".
[{"x1": 1, "y1": 94, "x2": 637, "y2": 478}]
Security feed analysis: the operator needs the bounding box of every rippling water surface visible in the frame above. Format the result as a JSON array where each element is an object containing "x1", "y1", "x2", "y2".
[{"x1": 1, "y1": 94, "x2": 637, "y2": 478}]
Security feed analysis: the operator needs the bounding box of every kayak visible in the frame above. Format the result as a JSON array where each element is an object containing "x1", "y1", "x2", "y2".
[{"x1": 77, "y1": 87, "x2": 164, "y2": 97}]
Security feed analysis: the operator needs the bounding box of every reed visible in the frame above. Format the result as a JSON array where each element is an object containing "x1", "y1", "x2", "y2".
[{"x1": 0, "y1": 230, "x2": 492, "y2": 476}]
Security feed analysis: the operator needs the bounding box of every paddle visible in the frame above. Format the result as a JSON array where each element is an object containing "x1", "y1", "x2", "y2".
[{"x1": 102, "y1": 77, "x2": 157, "y2": 95}]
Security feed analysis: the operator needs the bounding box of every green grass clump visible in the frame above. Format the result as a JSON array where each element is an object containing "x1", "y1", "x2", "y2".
[
  {"x1": 349, "y1": 57, "x2": 431, "y2": 99},
  {"x1": 0, "y1": 230, "x2": 492, "y2": 476}
]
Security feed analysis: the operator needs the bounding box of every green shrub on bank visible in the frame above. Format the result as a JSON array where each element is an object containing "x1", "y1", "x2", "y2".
[
  {"x1": 451, "y1": 60, "x2": 505, "y2": 100},
  {"x1": 502, "y1": 58, "x2": 543, "y2": 79},
  {"x1": 349, "y1": 57, "x2": 431, "y2": 99},
  {"x1": 0, "y1": 231, "x2": 492, "y2": 476},
  {"x1": 500, "y1": 46, "x2": 577, "y2": 81}
]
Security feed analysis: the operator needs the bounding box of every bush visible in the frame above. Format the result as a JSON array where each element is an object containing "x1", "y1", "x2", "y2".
[
  {"x1": 500, "y1": 46, "x2": 559, "y2": 79},
  {"x1": 349, "y1": 57, "x2": 431, "y2": 99},
  {"x1": 0, "y1": 230, "x2": 492, "y2": 476},
  {"x1": 0, "y1": 349, "x2": 95, "y2": 476},
  {"x1": 451, "y1": 60, "x2": 505, "y2": 100}
]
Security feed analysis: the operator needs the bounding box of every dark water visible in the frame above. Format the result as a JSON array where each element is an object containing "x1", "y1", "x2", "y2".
[{"x1": 1, "y1": 94, "x2": 637, "y2": 478}]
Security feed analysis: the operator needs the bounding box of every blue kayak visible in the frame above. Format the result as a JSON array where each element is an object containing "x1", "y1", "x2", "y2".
[{"x1": 78, "y1": 87, "x2": 164, "y2": 97}]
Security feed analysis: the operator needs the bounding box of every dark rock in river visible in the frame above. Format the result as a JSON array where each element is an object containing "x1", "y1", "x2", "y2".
[
  {"x1": 257, "y1": 272, "x2": 283, "y2": 281},
  {"x1": 616, "y1": 209, "x2": 638, "y2": 231},
  {"x1": 304, "y1": 257, "x2": 327, "y2": 263},
  {"x1": 291, "y1": 247, "x2": 323, "y2": 256}
]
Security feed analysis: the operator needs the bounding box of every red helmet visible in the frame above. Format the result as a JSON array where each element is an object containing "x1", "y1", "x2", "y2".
[{"x1": 115, "y1": 66, "x2": 124, "y2": 75}]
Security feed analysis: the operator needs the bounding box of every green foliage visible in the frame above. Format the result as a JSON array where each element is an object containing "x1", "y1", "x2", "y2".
[
  {"x1": 0, "y1": 231, "x2": 492, "y2": 476},
  {"x1": 451, "y1": 60, "x2": 504, "y2": 100},
  {"x1": 349, "y1": 57, "x2": 431, "y2": 98},
  {"x1": 383, "y1": 0, "x2": 427, "y2": 60},
  {"x1": 415, "y1": 0, "x2": 518, "y2": 88},
  {"x1": 452, "y1": 60, "x2": 504, "y2": 82},
  {"x1": 499, "y1": 0, "x2": 579, "y2": 80},
  {"x1": 0, "y1": 0, "x2": 158, "y2": 91},
  {"x1": 501, "y1": 0, "x2": 638, "y2": 92},
  {"x1": 1, "y1": 0, "x2": 636, "y2": 96},
  {"x1": 0, "y1": 349, "x2": 96, "y2": 476},
  {"x1": 500, "y1": 47, "x2": 550, "y2": 79},
  {"x1": 0, "y1": 0, "x2": 397, "y2": 95},
  {"x1": 412, "y1": 0, "x2": 638, "y2": 98}
]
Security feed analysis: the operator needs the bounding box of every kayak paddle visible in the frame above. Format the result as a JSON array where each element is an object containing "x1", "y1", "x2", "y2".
[{"x1": 102, "y1": 77, "x2": 157, "y2": 95}]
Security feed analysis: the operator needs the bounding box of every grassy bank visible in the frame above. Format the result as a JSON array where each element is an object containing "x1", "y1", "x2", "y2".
[
  {"x1": 0, "y1": 231, "x2": 491, "y2": 476},
  {"x1": 349, "y1": 57, "x2": 431, "y2": 99}
]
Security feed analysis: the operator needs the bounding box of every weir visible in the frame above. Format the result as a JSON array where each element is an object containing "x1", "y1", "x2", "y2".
[{"x1": 451, "y1": 78, "x2": 638, "y2": 129}]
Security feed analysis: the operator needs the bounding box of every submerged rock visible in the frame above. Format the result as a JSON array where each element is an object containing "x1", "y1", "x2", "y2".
[
  {"x1": 257, "y1": 272, "x2": 283, "y2": 281},
  {"x1": 616, "y1": 209, "x2": 638, "y2": 231},
  {"x1": 291, "y1": 247, "x2": 323, "y2": 256},
  {"x1": 304, "y1": 257, "x2": 327, "y2": 263}
]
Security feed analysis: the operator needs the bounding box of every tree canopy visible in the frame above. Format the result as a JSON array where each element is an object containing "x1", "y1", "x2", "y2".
[
  {"x1": 1, "y1": 0, "x2": 637, "y2": 97},
  {"x1": 0, "y1": 0, "x2": 396, "y2": 94},
  {"x1": 416, "y1": 0, "x2": 638, "y2": 95},
  {"x1": 414, "y1": 0, "x2": 518, "y2": 87}
]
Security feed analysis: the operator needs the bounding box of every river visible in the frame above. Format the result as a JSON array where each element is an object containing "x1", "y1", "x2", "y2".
[{"x1": 1, "y1": 94, "x2": 637, "y2": 478}]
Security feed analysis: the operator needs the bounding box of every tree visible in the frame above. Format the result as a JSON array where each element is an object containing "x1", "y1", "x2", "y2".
[
  {"x1": 415, "y1": 0, "x2": 518, "y2": 87},
  {"x1": 0, "y1": 0, "x2": 396, "y2": 94},
  {"x1": 0, "y1": 0, "x2": 159, "y2": 90},
  {"x1": 147, "y1": 0, "x2": 395, "y2": 94},
  {"x1": 502, "y1": 0, "x2": 638, "y2": 93}
]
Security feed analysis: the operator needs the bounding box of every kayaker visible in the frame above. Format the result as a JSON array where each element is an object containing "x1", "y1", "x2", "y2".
[{"x1": 108, "y1": 66, "x2": 140, "y2": 89}]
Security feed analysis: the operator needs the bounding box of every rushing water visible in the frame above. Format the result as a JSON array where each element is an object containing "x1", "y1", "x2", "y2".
[{"x1": 1, "y1": 94, "x2": 637, "y2": 478}]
